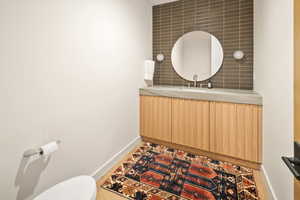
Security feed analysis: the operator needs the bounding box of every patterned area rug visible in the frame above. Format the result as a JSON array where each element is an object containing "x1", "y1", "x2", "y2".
[{"x1": 101, "y1": 142, "x2": 259, "y2": 200}]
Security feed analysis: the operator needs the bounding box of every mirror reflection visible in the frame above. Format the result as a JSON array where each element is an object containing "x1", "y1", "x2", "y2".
[{"x1": 171, "y1": 31, "x2": 224, "y2": 82}]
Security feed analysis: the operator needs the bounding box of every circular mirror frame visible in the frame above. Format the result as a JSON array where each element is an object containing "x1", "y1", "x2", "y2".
[{"x1": 171, "y1": 31, "x2": 224, "y2": 82}]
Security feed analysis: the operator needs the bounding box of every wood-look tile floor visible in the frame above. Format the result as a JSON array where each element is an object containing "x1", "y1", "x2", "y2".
[{"x1": 96, "y1": 143, "x2": 270, "y2": 200}]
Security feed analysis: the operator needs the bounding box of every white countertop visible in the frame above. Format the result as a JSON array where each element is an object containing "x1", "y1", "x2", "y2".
[{"x1": 140, "y1": 86, "x2": 263, "y2": 105}]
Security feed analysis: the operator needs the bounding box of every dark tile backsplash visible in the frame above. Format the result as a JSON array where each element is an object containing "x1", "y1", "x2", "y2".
[{"x1": 153, "y1": 0, "x2": 253, "y2": 89}]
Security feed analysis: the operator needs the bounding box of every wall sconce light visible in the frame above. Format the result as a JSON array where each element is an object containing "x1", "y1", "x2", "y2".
[
  {"x1": 156, "y1": 54, "x2": 164, "y2": 62},
  {"x1": 233, "y1": 50, "x2": 244, "y2": 60}
]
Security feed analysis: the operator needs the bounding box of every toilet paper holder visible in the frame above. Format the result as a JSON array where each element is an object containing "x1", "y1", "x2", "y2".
[{"x1": 23, "y1": 140, "x2": 61, "y2": 158}]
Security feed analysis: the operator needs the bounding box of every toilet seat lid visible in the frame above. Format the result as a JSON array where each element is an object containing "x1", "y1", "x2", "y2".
[{"x1": 34, "y1": 176, "x2": 96, "y2": 200}]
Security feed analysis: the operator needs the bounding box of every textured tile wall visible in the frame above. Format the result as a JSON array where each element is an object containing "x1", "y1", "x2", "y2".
[{"x1": 153, "y1": 0, "x2": 253, "y2": 89}]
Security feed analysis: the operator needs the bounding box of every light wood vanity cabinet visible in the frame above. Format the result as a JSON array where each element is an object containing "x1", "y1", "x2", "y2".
[
  {"x1": 172, "y1": 98, "x2": 210, "y2": 151},
  {"x1": 140, "y1": 95, "x2": 262, "y2": 163},
  {"x1": 140, "y1": 96, "x2": 172, "y2": 142},
  {"x1": 210, "y1": 102, "x2": 262, "y2": 163}
]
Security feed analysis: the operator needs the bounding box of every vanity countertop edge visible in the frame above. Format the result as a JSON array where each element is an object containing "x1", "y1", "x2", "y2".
[{"x1": 139, "y1": 86, "x2": 263, "y2": 106}]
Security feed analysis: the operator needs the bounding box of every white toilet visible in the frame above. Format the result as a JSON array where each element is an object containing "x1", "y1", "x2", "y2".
[{"x1": 34, "y1": 176, "x2": 97, "y2": 200}]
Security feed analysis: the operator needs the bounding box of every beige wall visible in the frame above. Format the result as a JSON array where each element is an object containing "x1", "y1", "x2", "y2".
[
  {"x1": 0, "y1": 0, "x2": 152, "y2": 199},
  {"x1": 254, "y1": 0, "x2": 294, "y2": 199}
]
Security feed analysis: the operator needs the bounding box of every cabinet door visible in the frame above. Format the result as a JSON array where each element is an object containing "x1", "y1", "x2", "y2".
[
  {"x1": 172, "y1": 98, "x2": 210, "y2": 151},
  {"x1": 210, "y1": 102, "x2": 262, "y2": 162},
  {"x1": 140, "y1": 95, "x2": 172, "y2": 142}
]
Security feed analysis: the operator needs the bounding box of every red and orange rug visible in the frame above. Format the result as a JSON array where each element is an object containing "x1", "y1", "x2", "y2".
[{"x1": 101, "y1": 142, "x2": 259, "y2": 200}]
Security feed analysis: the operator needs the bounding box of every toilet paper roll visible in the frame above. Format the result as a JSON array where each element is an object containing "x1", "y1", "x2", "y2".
[{"x1": 40, "y1": 142, "x2": 59, "y2": 156}]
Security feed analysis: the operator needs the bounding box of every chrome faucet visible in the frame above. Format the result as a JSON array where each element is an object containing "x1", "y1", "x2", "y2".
[{"x1": 193, "y1": 74, "x2": 198, "y2": 87}]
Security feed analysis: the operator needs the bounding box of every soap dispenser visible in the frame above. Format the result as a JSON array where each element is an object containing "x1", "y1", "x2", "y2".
[{"x1": 208, "y1": 80, "x2": 213, "y2": 89}]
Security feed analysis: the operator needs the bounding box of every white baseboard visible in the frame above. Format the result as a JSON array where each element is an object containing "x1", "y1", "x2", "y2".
[
  {"x1": 91, "y1": 136, "x2": 141, "y2": 180},
  {"x1": 261, "y1": 165, "x2": 278, "y2": 200}
]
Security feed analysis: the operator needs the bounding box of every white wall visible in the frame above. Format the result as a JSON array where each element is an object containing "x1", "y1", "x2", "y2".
[
  {"x1": 254, "y1": 0, "x2": 294, "y2": 199},
  {"x1": 0, "y1": 0, "x2": 152, "y2": 199}
]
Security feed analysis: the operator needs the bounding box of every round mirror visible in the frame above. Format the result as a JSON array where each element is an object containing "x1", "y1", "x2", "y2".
[{"x1": 171, "y1": 31, "x2": 224, "y2": 82}]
